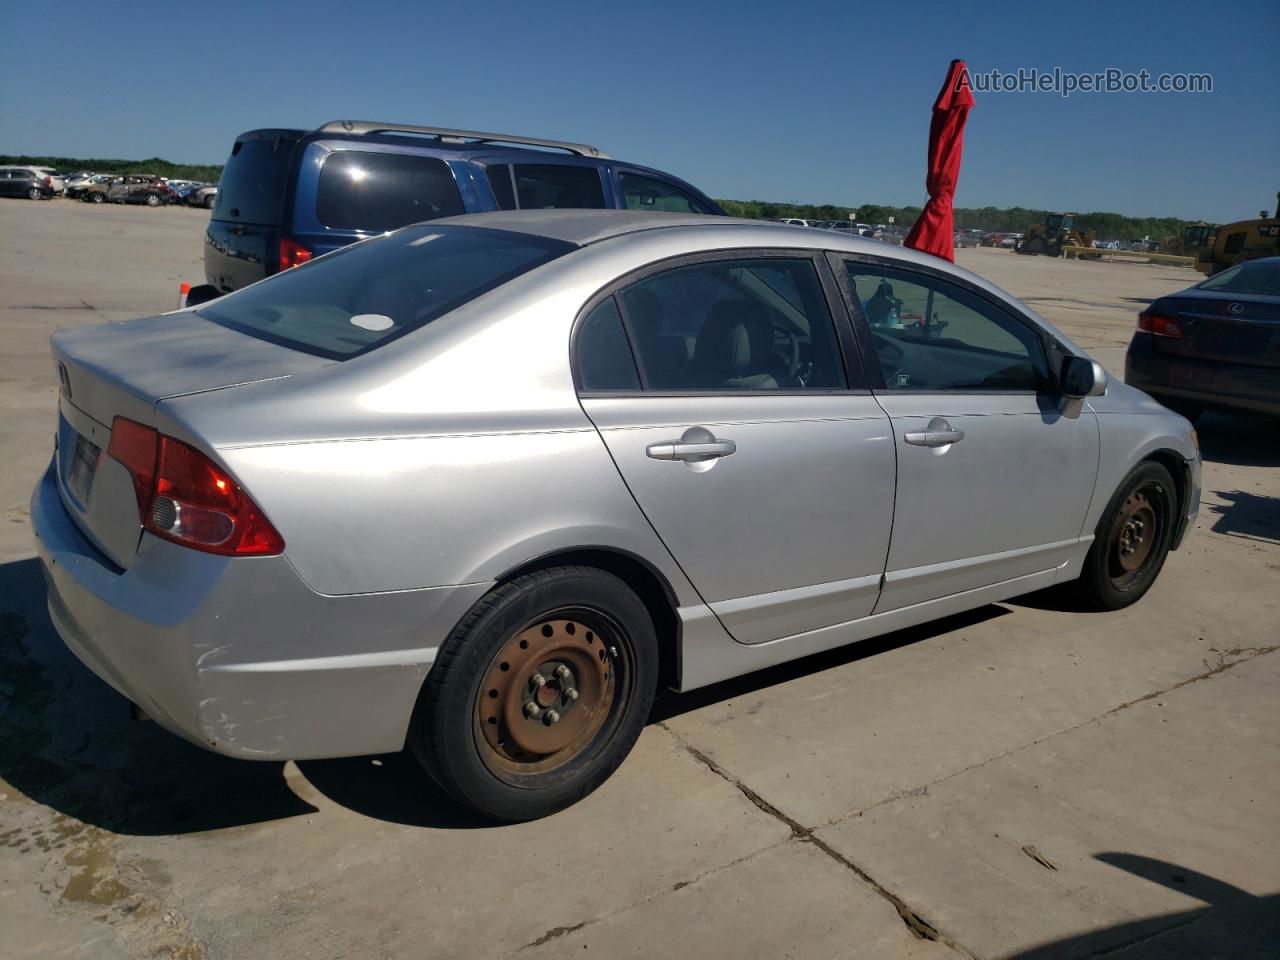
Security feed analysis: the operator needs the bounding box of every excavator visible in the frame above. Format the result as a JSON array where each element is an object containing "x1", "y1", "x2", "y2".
[
  {"x1": 1190, "y1": 192, "x2": 1280, "y2": 276},
  {"x1": 1015, "y1": 212, "x2": 1096, "y2": 257}
]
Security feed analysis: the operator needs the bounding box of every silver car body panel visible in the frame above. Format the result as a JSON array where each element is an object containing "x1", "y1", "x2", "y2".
[{"x1": 33, "y1": 211, "x2": 1200, "y2": 760}]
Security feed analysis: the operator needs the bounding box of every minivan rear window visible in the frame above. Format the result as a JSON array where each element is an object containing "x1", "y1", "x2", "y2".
[
  {"x1": 316, "y1": 151, "x2": 465, "y2": 232},
  {"x1": 197, "y1": 225, "x2": 574, "y2": 359},
  {"x1": 215, "y1": 135, "x2": 298, "y2": 224}
]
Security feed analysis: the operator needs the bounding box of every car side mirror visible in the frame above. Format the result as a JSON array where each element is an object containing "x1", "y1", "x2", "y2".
[
  {"x1": 1061, "y1": 355, "x2": 1107, "y2": 399},
  {"x1": 185, "y1": 284, "x2": 221, "y2": 308}
]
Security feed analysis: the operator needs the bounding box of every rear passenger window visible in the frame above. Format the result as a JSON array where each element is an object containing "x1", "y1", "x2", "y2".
[
  {"x1": 512, "y1": 164, "x2": 605, "y2": 210},
  {"x1": 580, "y1": 258, "x2": 846, "y2": 392},
  {"x1": 619, "y1": 172, "x2": 712, "y2": 214},
  {"x1": 317, "y1": 151, "x2": 465, "y2": 232},
  {"x1": 577, "y1": 298, "x2": 641, "y2": 392}
]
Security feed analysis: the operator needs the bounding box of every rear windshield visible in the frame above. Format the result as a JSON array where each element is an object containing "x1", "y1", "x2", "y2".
[
  {"x1": 215, "y1": 135, "x2": 298, "y2": 224},
  {"x1": 197, "y1": 225, "x2": 574, "y2": 359},
  {"x1": 317, "y1": 151, "x2": 465, "y2": 232},
  {"x1": 1197, "y1": 261, "x2": 1280, "y2": 297}
]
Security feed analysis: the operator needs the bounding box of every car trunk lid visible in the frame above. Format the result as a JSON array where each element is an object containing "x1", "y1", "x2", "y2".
[
  {"x1": 1152, "y1": 292, "x2": 1280, "y2": 368},
  {"x1": 51, "y1": 312, "x2": 331, "y2": 568}
]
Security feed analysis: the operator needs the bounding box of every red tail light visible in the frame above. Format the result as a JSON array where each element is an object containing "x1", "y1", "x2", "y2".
[
  {"x1": 42, "y1": 176, "x2": 52, "y2": 187},
  {"x1": 1137, "y1": 311, "x2": 1184, "y2": 339},
  {"x1": 107, "y1": 418, "x2": 284, "y2": 556},
  {"x1": 279, "y1": 237, "x2": 312, "y2": 271}
]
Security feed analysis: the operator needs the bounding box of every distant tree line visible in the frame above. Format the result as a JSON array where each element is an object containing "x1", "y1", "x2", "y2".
[
  {"x1": 1, "y1": 154, "x2": 223, "y2": 183},
  {"x1": 716, "y1": 198, "x2": 1197, "y2": 242},
  {"x1": 2, "y1": 153, "x2": 1198, "y2": 241}
]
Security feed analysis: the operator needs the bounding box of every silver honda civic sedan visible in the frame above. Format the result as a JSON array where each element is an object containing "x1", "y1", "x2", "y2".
[{"x1": 33, "y1": 211, "x2": 1200, "y2": 821}]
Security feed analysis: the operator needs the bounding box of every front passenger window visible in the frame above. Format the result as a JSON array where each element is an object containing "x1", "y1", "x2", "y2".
[{"x1": 844, "y1": 262, "x2": 1049, "y2": 392}]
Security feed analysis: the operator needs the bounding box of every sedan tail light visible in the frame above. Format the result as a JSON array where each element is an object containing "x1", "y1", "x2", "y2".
[
  {"x1": 1137, "y1": 311, "x2": 1184, "y2": 339},
  {"x1": 107, "y1": 418, "x2": 284, "y2": 556},
  {"x1": 279, "y1": 237, "x2": 313, "y2": 271}
]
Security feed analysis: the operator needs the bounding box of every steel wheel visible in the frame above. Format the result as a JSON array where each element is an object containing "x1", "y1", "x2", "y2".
[
  {"x1": 1107, "y1": 486, "x2": 1161, "y2": 588},
  {"x1": 474, "y1": 608, "x2": 629, "y2": 784}
]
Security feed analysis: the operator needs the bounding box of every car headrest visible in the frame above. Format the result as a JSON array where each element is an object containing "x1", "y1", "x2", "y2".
[{"x1": 695, "y1": 300, "x2": 774, "y2": 377}]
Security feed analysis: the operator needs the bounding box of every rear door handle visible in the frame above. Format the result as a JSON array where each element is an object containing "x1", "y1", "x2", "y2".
[
  {"x1": 904, "y1": 417, "x2": 965, "y2": 448},
  {"x1": 647, "y1": 439, "x2": 737, "y2": 461}
]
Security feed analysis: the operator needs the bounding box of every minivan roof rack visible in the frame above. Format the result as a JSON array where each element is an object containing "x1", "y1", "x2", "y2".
[{"x1": 317, "y1": 120, "x2": 609, "y2": 158}]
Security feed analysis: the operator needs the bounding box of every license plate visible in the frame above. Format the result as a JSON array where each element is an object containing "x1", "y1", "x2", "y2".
[{"x1": 67, "y1": 434, "x2": 101, "y2": 504}]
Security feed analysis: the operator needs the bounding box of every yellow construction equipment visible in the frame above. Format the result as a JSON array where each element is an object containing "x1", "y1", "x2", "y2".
[
  {"x1": 1191, "y1": 192, "x2": 1280, "y2": 276},
  {"x1": 1015, "y1": 213, "x2": 1097, "y2": 257}
]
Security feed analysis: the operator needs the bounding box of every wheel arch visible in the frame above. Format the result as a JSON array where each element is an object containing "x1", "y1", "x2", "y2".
[
  {"x1": 495, "y1": 546, "x2": 682, "y2": 693},
  {"x1": 1141, "y1": 447, "x2": 1192, "y2": 548}
]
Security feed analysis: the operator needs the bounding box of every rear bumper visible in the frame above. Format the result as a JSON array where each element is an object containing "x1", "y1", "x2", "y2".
[
  {"x1": 1125, "y1": 334, "x2": 1280, "y2": 416},
  {"x1": 31, "y1": 462, "x2": 489, "y2": 760}
]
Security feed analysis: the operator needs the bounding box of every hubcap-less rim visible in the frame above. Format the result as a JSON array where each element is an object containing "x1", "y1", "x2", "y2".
[
  {"x1": 475, "y1": 612, "x2": 625, "y2": 780},
  {"x1": 1110, "y1": 487, "x2": 1160, "y2": 584}
]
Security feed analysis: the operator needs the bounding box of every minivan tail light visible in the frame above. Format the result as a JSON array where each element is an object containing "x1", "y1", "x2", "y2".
[
  {"x1": 1137, "y1": 311, "x2": 1184, "y2": 339},
  {"x1": 107, "y1": 417, "x2": 284, "y2": 556},
  {"x1": 279, "y1": 237, "x2": 312, "y2": 271}
]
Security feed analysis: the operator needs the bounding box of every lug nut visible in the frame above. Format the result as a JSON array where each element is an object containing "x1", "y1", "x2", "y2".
[
  {"x1": 524, "y1": 702, "x2": 542, "y2": 719},
  {"x1": 554, "y1": 664, "x2": 571, "y2": 680},
  {"x1": 564, "y1": 687, "x2": 579, "y2": 702},
  {"x1": 543, "y1": 709, "x2": 561, "y2": 725},
  {"x1": 529, "y1": 673, "x2": 547, "y2": 690},
  {"x1": 609, "y1": 646, "x2": 618, "y2": 658}
]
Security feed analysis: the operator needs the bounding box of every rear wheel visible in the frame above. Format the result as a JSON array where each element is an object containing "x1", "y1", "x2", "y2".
[
  {"x1": 1070, "y1": 461, "x2": 1177, "y2": 610},
  {"x1": 27, "y1": 187, "x2": 42, "y2": 201},
  {"x1": 409, "y1": 566, "x2": 658, "y2": 822},
  {"x1": 145, "y1": 193, "x2": 162, "y2": 207},
  {"x1": 203, "y1": 194, "x2": 215, "y2": 209}
]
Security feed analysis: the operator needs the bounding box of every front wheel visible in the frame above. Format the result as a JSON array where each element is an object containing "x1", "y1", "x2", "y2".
[
  {"x1": 409, "y1": 566, "x2": 658, "y2": 822},
  {"x1": 1070, "y1": 461, "x2": 1177, "y2": 610}
]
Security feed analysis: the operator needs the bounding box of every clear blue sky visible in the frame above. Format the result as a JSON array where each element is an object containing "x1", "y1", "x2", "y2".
[{"x1": 2, "y1": 0, "x2": 1275, "y2": 221}]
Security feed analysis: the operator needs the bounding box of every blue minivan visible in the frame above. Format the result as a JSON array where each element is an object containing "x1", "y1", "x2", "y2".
[{"x1": 202, "y1": 120, "x2": 723, "y2": 295}]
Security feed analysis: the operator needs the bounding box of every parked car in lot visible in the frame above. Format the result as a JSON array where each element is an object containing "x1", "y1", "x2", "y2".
[
  {"x1": 954, "y1": 232, "x2": 981, "y2": 248},
  {"x1": 0, "y1": 166, "x2": 56, "y2": 199},
  {"x1": 104, "y1": 175, "x2": 171, "y2": 206},
  {"x1": 199, "y1": 120, "x2": 722, "y2": 297},
  {"x1": 12, "y1": 166, "x2": 66, "y2": 194},
  {"x1": 187, "y1": 184, "x2": 217, "y2": 208},
  {"x1": 1125, "y1": 256, "x2": 1280, "y2": 419},
  {"x1": 65, "y1": 173, "x2": 110, "y2": 199},
  {"x1": 36, "y1": 211, "x2": 1199, "y2": 822}
]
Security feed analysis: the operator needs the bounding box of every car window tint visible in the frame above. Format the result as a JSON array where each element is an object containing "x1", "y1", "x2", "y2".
[
  {"x1": 1199, "y1": 261, "x2": 1280, "y2": 296},
  {"x1": 844, "y1": 261, "x2": 1048, "y2": 392},
  {"x1": 614, "y1": 258, "x2": 847, "y2": 391},
  {"x1": 618, "y1": 172, "x2": 712, "y2": 214},
  {"x1": 197, "y1": 224, "x2": 573, "y2": 360},
  {"x1": 317, "y1": 151, "x2": 465, "y2": 232},
  {"x1": 577, "y1": 297, "x2": 641, "y2": 392},
  {"x1": 214, "y1": 135, "x2": 297, "y2": 224},
  {"x1": 486, "y1": 164, "x2": 517, "y2": 210},
  {"x1": 512, "y1": 164, "x2": 605, "y2": 209}
]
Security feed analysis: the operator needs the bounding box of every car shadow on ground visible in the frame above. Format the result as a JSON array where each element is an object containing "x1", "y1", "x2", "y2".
[
  {"x1": 1195, "y1": 411, "x2": 1280, "y2": 468},
  {"x1": 1, "y1": 553, "x2": 1016, "y2": 833},
  {"x1": 1008, "y1": 853, "x2": 1279, "y2": 959},
  {"x1": 1206, "y1": 490, "x2": 1280, "y2": 544}
]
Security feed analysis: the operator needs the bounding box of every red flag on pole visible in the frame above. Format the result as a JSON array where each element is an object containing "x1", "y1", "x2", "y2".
[{"x1": 904, "y1": 60, "x2": 975, "y2": 262}]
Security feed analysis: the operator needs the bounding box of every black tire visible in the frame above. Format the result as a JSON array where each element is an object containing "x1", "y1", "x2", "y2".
[
  {"x1": 90, "y1": 192, "x2": 105, "y2": 204},
  {"x1": 203, "y1": 194, "x2": 215, "y2": 209},
  {"x1": 409, "y1": 566, "x2": 658, "y2": 822},
  {"x1": 1070, "y1": 461, "x2": 1177, "y2": 611},
  {"x1": 145, "y1": 193, "x2": 162, "y2": 207},
  {"x1": 27, "y1": 187, "x2": 42, "y2": 201}
]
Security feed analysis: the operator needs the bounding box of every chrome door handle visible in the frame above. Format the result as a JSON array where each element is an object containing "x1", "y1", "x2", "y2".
[
  {"x1": 904, "y1": 417, "x2": 964, "y2": 448},
  {"x1": 646, "y1": 439, "x2": 737, "y2": 461}
]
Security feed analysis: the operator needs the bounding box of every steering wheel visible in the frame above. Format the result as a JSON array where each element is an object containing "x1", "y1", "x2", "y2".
[{"x1": 872, "y1": 331, "x2": 907, "y2": 386}]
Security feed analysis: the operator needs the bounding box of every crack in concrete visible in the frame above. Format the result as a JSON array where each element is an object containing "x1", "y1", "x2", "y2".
[
  {"x1": 835, "y1": 643, "x2": 1280, "y2": 828},
  {"x1": 659, "y1": 723, "x2": 982, "y2": 959}
]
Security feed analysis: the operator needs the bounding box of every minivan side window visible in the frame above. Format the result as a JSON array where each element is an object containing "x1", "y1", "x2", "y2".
[
  {"x1": 577, "y1": 257, "x2": 847, "y2": 392},
  {"x1": 512, "y1": 164, "x2": 605, "y2": 210},
  {"x1": 843, "y1": 261, "x2": 1049, "y2": 392},
  {"x1": 316, "y1": 151, "x2": 465, "y2": 233},
  {"x1": 618, "y1": 172, "x2": 713, "y2": 214}
]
